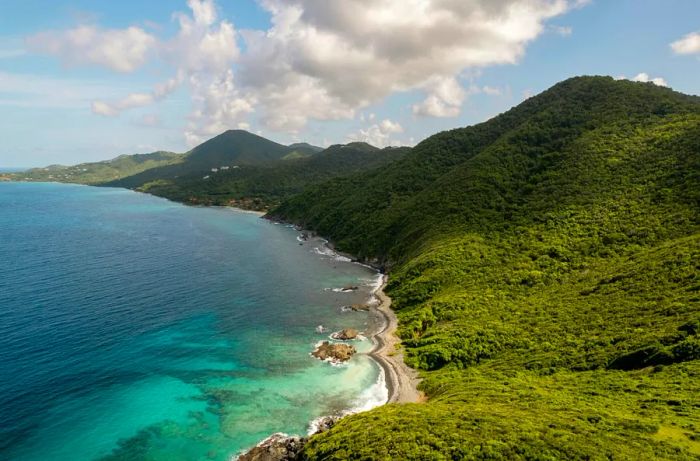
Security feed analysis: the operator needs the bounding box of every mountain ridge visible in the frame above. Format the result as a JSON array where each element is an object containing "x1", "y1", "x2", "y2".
[{"x1": 268, "y1": 76, "x2": 700, "y2": 459}]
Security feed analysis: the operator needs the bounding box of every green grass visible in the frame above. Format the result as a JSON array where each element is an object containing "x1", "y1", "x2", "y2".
[{"x1": 12, "y1": 151, "x2": 182, "y2": 184}]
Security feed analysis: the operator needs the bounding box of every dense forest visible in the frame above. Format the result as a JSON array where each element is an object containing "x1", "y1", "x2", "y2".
[
  {"x1": 128, "y1": 142, "x2": 409, "y2": 210},
  {"x1": 268, "y1": 77, "x2": 700, "y2": 459}
]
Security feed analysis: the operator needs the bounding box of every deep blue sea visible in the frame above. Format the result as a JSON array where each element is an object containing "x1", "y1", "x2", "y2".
[{"x1": 0, "y1": 182, "x2": 385, "y2": 460}]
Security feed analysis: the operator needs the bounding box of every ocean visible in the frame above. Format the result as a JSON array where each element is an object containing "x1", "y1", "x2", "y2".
[{"x1": 0, "y1": 182, "x2": 385, "y2": 461}]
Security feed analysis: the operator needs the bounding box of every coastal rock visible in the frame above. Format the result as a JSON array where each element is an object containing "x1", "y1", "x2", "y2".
[
  {"x1": 341, "y1": 285, "x2": 359, "y2": 292},
  {"x1": 343, "y1": 304, "x2": 371, "y2": 312},
  {"x1": 311, "y1": 415, "x2": 341, "y2": 433},
  {"x1": 236, "y1": 416, "x2": 342, "y2": 461},
  {"x1": 312, "y1": 341, "x2": 356, "y2": 362},
  {"x1": 236, "y1": 433, "x2": 304, "y2": 461},
  {"x1": 331, "y1": 328, "x2": 359, "y2": 340}
]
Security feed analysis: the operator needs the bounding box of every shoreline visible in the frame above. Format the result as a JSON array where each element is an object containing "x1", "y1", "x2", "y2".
[
  {"x1": 7, "y1": 182, "x2": 418, "y2": 455},
  {"x1": 302, "y1": 234, "x2": 420, "y2": 404},
  {"x1": 12, "y1": 181, "x2": 420, "y2": 399},
  {"x1": 293, "y1": 232, "x2": 421, "y2": 406},
  {"x1": 235, "y1": 270, "x2": 421, "y2": 460},
  {"x1": 365, "y1": 274, "x2": 421, "y2": 403}
]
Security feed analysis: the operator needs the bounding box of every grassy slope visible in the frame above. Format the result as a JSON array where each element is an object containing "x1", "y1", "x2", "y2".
[
  {"x1": 10, "y1": 151, "x2": 182, "y2": 185},
  {"x1": 134, "y1": 143, "x2": 410, "y2": 210},
  {"x1": 269, "y1": 77, "x2": 700, "y2": 459}
]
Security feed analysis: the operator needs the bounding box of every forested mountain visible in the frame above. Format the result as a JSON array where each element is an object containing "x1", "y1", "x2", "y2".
[
  {"x1": 104, "y1": 130, "x2": 295, "y2": 189},
  {"x1": 268, "y1": 76, "x2": 700, "y2": 459},
  {"x1": 12, "y1": 131, "x2": 402, "y2": 211},
  {"x1": 133, "y1": 142, "x2": 409, "y2": 209}
]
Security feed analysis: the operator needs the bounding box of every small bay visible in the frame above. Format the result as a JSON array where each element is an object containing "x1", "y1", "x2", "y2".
[{"x1": 0, "y1": 182, "x2": 384, "y2": 461}]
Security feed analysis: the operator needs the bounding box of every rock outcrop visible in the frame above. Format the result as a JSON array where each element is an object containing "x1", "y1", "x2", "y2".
[
  {"x1": 312, "y1": 341, "x2": 356, "y2": 362},
  {"x1": 344, "y1": 303, "x2": 370, "y2": 311},
  {"x1": 236, "y1": 434, "x2": 304, "y2": 461},
  {"x1": 235, "y1": 416, "x2": 341, "y2": 460},
  {"x1": 331, "y1": 328, "x2": 359, "y2": 340}
]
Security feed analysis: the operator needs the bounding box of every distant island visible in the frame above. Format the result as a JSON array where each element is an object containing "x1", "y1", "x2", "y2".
[{"x1": 9, "y1": 76, "x2": 700, "y2": 459}]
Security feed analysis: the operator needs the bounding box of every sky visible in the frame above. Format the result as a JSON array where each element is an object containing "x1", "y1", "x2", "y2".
[{"x1": 1, "y1": 0, "x2": 699, "y2": 168}]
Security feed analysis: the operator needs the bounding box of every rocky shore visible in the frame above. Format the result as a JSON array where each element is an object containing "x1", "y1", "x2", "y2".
[
  {"x1": 311, "y1": 341, "x2": 356, "y2": 362},
  {"x1": 330, "y1": 327, "x2": 358, "y2": 340},
  {"x1": 235, "y1": 417, "x2": 340, "y2": 461},
  {"x1": 236, "y1": 236, "x2": 421, "y2": 460},
  {"x1": 236, "y1": 278, "x2": 420, "y2": 460}
]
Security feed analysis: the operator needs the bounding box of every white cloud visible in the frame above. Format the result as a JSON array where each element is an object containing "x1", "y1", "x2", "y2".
[
  {"x1": 412, "y1": 80, "x2": 502, "y2": 117},
  {"x1": 91, "y1": 76, "x2": 181, "y2": 116},
  {"x1": 671, "y1": 32, "x2": 700, "y2": 55},
  {"x1": 632, "y1": 72, "x2": 668, "y2": 87},
  {"x1": 616, "y1": 73, "x2": 668, "y2": 87},
  {"x1": 184, "y1": 69, "x2": 254, "y2": 146},
  {"x1": 482, "y1": 85, "x2": 502, "y2": 96},
  {"x1": 78, "y1": 0, "x2": 247, "y2": 144},
  {"x1": 167, "y1": 0, "x2": 238, "y2": 73},
  {"x1": 163, "y1": 0, "x2": 249, "y2": 146},
  {"x1": 241, "y1": 0, "x2": 581, "y2": 126},
  {"x1": 25, "y1": 0, "x2": 586, "y2": 145},
  {"x1": 26, "y1": 25, "x2": 156, "y2": 72},
  {"x1": 413, "y1": 76, "x2": 466, "y2": 117},
  {"x1": 347, "y1": 118, "x2": 403, "y2": 147}
]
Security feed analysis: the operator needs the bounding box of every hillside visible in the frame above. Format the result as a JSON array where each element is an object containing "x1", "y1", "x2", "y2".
[
  {"x1": 284, "y1": 142, "x2": 324, "y2": 160},
  {"x1": 11, "y1": 129, "x2": 409, "y2": 212},
  {"x1": 11, "y1": 151, "x2": 182, "y2": 185},
  {"x1": 105, "y1": 130, "x2": 294, "y2": 189},
  {"x1": 133, "y1": 142, "x2": 409, "y2": 210},
  {"x1": 269, "y1": 76, "x2": 700, "y2": 459},
  {"x1": 11, "y1": 129, "x2": 294, "y2": 187}
]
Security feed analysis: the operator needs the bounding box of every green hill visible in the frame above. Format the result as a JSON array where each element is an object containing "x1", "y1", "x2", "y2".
[
  {"x1": 269, "y1": 76, "x2": 700, "y2": 459},
  {"x1": 106, "y1": 130, "x2": 293, "y2": 189},
  {"x1": 12, "y1": 151, "x2": 182, "y2": 184},
  {"x1": 135, "y1": 142, "x2": 409, "y2": 210},
  {"x1": 11, "y1": 129, "x2": 407, "y2": 212},
  {"x1": 283, "y1": 142, "x2": 324, "y2": 160}
]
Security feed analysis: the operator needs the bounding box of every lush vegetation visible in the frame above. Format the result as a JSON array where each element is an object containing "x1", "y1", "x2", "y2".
[
  {"x1": 267, "y1": 77, "x2": 700, "y2": 459},
  {"x1": 12, "y1": 130, "x2": 407, "y2": 211},
  {"x1": 10, "y1": 151, "x2": 182, "y2": 184},
  {"x1": 135, "y1": 143, "x2": 408, "y2": 209},
  {"x1": 104, "y1": 129, "x2": 304, "y2": 190},
  {"x1": 10, "y1": 75, "x2": 700, "y2": 458}
]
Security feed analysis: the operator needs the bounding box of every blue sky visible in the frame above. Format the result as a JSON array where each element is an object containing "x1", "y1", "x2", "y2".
[{"x1": 1, "y1": 0, "x2": 699, "y2": 167}]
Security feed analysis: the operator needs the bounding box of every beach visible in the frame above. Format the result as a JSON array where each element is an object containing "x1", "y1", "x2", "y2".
[
  {"x1": 367, "y1": 275, "x2": 421, "y2": 403},
  {"x1": 313, "y1": 237, "x2": 421, "y2": 404}
]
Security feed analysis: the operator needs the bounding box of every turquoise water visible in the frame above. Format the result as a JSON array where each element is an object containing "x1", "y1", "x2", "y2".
[{"x1": 0, "y1": 182, "x2": 385, "y2": 461}]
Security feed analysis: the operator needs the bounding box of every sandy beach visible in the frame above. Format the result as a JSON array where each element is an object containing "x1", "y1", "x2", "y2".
[{"x1": 367, "y1": 275, "x2": 421, "y2": 403}]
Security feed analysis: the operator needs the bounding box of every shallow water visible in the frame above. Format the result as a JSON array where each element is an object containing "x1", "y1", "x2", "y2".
[{"x1": 0, "y1": 182, "x2": 385, "y2": 461}]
